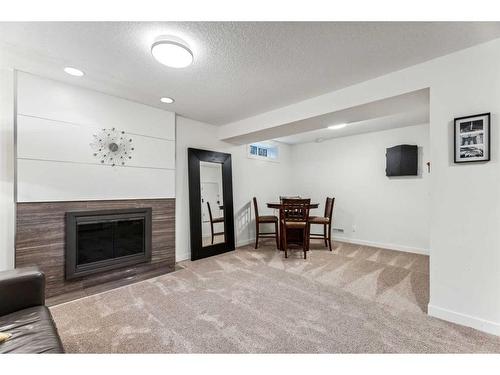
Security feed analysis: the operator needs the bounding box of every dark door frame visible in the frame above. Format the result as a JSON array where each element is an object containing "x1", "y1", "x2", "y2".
[{"x1": 188, "y1": 148, "x2": 235, "y2": 261}]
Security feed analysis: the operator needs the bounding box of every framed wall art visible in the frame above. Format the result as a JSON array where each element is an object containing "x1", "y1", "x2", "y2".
[{"x1": 454, "y1": 113, "x2": 490, "y2": 163}]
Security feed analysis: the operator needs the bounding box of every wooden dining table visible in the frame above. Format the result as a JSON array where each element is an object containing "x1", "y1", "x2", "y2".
[
  {"x1": 267, "y1": 202, "x2": 319, "y2": 250},
  {"x1": 266, "y1": 202, "x2": 319, "y2": 210}
]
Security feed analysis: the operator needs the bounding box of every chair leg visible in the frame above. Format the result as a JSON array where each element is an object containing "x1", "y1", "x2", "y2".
[
  {"x1": 307, "y1": 224, "x2": 311, "y2": 251},
  {"x1": 283, "y1": 225, "x2": 288, "y2": 258},
  {"x1": 328, "y1": 224, "x2": 332, "y2": 251},
  {"x1": 303, "y1": 227, "x2": 307, "y2": 259},
  {"x1": 255, "y1": 223, "x2": 259, "y2": 249},
  {"x1": 280, "y1": 221, "x2": 284, "y2": 251},
  {"x1": 323, "y1": 224, "x2": 328, "y2": 247},
  {"x1": 274, "y1": 221, "x2": 279, "y2": 249},
  {"x1": 305, "y1": 224, "x2": 309, "y2": 252}
]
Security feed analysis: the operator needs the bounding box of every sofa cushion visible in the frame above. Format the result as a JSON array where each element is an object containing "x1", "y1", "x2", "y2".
[{"x1": 0, "y1": 306, "x2": 64, "y2": 353}]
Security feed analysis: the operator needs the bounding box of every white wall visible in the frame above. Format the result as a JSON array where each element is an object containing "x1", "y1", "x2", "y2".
[
  {"x1": 0, "y1": 68, "x2": 15, "y2": 271},
  {"x1": 16, "y1": 72, "x2": 176, "y2": 202},
  {"x1": 175, "y1": 116, "x2": 293, "y2": 261},
  {"x1": 426, "y1": 48, "x2": 500, "y2": 335},
  {"x1": 292, "y1": 124, "x2": 430, "y2": 254},
  {"x1": 217, "y1": 38, "x2": 500, "y2": 335}
]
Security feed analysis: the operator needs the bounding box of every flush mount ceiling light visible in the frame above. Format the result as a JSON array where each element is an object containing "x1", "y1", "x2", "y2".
[
  {"x1": 64, "y1": 67, "x2": 84, "y2": 77},
  {"x1": 160, "y1": 97, "x2": 175, "y2": 104},
  {"x1": 151, "y1": 35, "x2": 193, "y2": 68},
  {"x1": 328, "y1": 123, "x2": 348, "y2": 130}
]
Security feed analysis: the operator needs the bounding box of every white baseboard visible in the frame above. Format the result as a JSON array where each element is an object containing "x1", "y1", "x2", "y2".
[
  {"x1": 428, "y1": 304, "x2": 500, "y2": 336},
  {"x1": 236, "y1": 238, "x2": 254, "y2": 248},
  {"x1": 333, "y1": 236, "x2": 429, "y2": 256},
  {"x1": 177, "y1": 237, "x2": 428, "y2": 262},
  {"x1": 176, "y1": 252, "x2": 190, "y2": 262},
  {"x1": 239, "y1": 235, "x2": 428, "y2": 255},
  {"x1": 175, "y1": 238, "x2": 253, "y2": 263}
]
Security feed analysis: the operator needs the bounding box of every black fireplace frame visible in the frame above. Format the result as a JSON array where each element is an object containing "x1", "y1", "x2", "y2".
[{"x1": 65, "y1": 208, "x2": 152, "y2": 280}]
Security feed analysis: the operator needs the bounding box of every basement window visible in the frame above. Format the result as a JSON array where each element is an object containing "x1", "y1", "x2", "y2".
[{"x1": 247, "y1": 142, "x2": 280, "y2": 162}]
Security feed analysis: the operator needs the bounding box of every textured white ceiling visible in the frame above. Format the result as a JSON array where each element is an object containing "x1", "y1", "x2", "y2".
[{"x1": 0, "y1": 22, "x2": 499, "y2": 125}]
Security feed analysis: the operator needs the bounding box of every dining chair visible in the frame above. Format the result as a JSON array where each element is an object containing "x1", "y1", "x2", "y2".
[
  {"x1": 279, "y1": 196, "x2": 302, "y2": 220},
  {"x1": 280, "y1": 198, "x2": 311, "y2": 259},
  {"x1": 207, "y1": 201, "x2": 225, "y2": 245},
  {"x1": 309, "y1": 197, "x2": 335, "y2": 251},
  {"x1": 253, "y1": 197, "x2": 279, "y2": 249}
]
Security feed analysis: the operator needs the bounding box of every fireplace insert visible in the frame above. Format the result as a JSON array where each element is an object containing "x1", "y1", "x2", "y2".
[{"x1": 65, "y1": 208, "x2": 152, "y2": 279}]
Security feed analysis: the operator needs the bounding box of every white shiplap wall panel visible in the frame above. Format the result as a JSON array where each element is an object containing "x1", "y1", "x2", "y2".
[
  {"x1": 17, "y1": 72, "x2": 175, "y2": 140},
  {"x1": 17, "y1": 159, "x2": 175, "y2": 202},
  {"x1": 16, "y1": 72, "x2": 176, "y2": 202},
  {"x1": 17, "y1": 115, "x2": 175, "y2": 170}
]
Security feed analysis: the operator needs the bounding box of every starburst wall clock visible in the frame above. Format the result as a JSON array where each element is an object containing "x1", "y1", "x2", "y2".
[{"x1": 90, "y1": 128, "x2": 134, "y2": 166}]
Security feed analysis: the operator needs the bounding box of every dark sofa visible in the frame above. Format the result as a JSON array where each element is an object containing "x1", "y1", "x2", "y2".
[{"x1": 0, "y1": 268, "x2": 64, "y2": 353}]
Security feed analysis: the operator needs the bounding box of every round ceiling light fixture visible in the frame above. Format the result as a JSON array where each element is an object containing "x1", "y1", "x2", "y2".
[
  {"x1": 64, "y1": 67, "x2": 84, "y2": 77},
  {"x1": 160, "y1": 97, "x2": 175, "y2": 104},
  {"x1": 151, "y1": 35, "x2": 193, "y2": 68}
]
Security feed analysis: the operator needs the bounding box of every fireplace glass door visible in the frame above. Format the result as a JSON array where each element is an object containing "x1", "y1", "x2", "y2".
[
  {"x1": 77, "y1": 218, "x2": 145, "y2": 265},
  {"x1": 66, "y1": 208, "x2": 152, "y2": 279}
]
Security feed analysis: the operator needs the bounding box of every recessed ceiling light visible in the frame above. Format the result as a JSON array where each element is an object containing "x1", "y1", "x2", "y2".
[
  {"x1": 160, "y1": 97, "x2": 175, "y2": 104},
  {"x1": 64, "y1": 67, "x2": 84, "y2": 77},
  {"x1": 151, "y1": 35, "x2": 193, "y2": 68},
  {"x1": 328, "y1": 123, "x2": 348, "y2": 130}
]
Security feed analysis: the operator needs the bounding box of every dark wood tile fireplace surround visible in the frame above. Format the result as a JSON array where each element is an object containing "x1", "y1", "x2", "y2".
[{"x1": 15, "y1": 199, "x2": 175, "y2": 305}]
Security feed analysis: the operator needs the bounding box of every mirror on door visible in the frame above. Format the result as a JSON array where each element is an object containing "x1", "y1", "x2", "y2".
[{"x1": 200, "y1": 161, "x2": 225, "y2": 247}]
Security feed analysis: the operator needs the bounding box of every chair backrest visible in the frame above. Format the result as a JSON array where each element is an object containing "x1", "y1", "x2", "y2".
[
  {"x1": 207, "y1": 201, "x2": 214, "y2": 223},
  {"x1": 252, "y1": 197, "x2": 259, "y2": 218},
  {"x1": 279, "y1": 195, "x2": 301, "y2": 201},
  {"x1": 280, "y1": 198, "x2": 311, "y2": 223},
  {"x1": 324, "y1": 197, "x2": 335, "y2": 221}
]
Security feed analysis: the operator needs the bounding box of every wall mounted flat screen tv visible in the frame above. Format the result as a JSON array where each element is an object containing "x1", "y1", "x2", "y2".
[{"x1": 386, "y1": 144, "x2": 418, "y2": 176}]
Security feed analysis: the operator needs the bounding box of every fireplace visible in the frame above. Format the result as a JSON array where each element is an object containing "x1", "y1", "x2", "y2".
[{"x1": 65, "y1": 208, "x2": 152, "y2": 280}]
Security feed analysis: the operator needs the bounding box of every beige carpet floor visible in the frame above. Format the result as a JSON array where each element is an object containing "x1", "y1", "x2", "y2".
[{"x1": 50, "y1": 241, "x2": 500, "y2": 353}]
